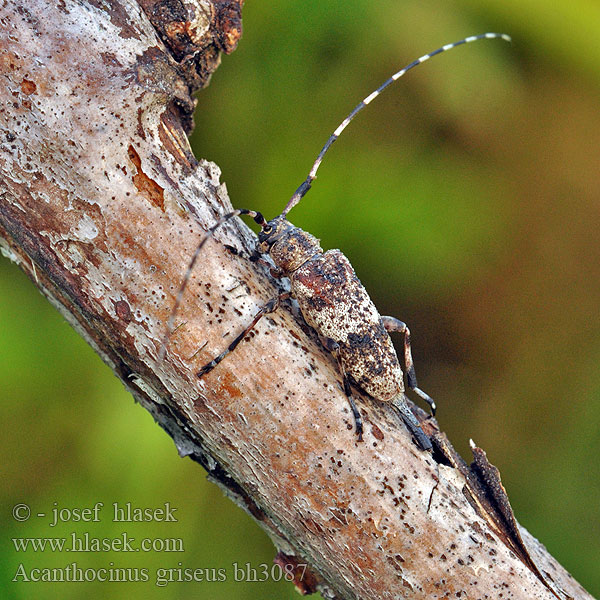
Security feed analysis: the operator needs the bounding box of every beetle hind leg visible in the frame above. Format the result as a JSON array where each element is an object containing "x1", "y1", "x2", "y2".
[{"x1": 381, "y1": 316, "x2": 436, "y2": 415}]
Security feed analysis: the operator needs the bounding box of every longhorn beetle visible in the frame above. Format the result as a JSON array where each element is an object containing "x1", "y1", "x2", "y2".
[{"x1": 161, "y1": 33, "x2": 511, "y2": 451}]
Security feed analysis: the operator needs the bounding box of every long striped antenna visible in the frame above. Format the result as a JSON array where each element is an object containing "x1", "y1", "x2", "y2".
[{"x1": 282, "y1": 32, "x2": 511, "y2": 217}]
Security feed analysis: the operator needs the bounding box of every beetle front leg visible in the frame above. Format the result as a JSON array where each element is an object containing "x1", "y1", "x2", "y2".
[
  {"x1": 249, "y1": 251, "x2": 284, "y2": 279},
  {"x1": 381, "y1": 315, "x2": 436, "y2": 415},
  {"x1": 321, "y1": 337, "x2": 363, "y2": 441}
]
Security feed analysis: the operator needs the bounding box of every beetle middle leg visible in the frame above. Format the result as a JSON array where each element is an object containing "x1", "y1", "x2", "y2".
[
  {"x1": 381, "y1": 316, "x2": 436, "y2": 414},
  {"x1": 197, "y1": 292, "x2": 290, "y2": 377},
  {"x1": 321, "y1": 337, "x2": 364, "y2": 441}
]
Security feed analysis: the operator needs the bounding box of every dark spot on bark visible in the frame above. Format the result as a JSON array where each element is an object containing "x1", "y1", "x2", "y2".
[
  {"x1": 371, "y1": 422, "x2": 384, "y2": 441},
  {"x1": 20, "y1": 78, "x2": 36, "y2": 95},
  {"x1": 115, "y1": 299, "x2": 132, "y2": 322},
  {"x1": 100, "y1": 51, "x2": 123, "y2": 69}
]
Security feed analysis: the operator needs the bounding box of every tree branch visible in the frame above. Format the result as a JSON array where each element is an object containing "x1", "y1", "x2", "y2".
[{"x1": 0, "y1": 1, "x2": 592, "y2": 599}]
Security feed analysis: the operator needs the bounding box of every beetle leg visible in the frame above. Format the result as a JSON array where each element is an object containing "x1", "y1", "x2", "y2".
[
  {"x1": 249, "y1": 251, "x2": 284, "y2": 278},
  {"x1": 381, "y1": 316, "x2": 436, "y2": 415},
  {"x1": 392, "y1": 395, "x2": 432, "y2": 451},
  {"x1": 321, "y1": 337, "x2": 363, "y2": 441},
  {"x1": 197, "y1": 292, "x2": 290, "y2": 376}
]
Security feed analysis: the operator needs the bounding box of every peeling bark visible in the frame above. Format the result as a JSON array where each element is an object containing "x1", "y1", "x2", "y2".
[{"x1": 0, "y1": 2, "x2": 593, "y2": 599}]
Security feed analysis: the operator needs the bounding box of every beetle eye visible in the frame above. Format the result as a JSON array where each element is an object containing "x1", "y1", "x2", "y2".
[{"x1": 263, "y1": 225, "x2": 273, "y2": 234}]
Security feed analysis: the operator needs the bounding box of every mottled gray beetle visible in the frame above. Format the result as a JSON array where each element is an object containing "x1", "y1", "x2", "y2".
[{"x1": 162, "y1": 33, "x2": 511, "y2": 451}]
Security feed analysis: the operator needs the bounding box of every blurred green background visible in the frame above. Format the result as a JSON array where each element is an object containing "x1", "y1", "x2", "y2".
[{"x1": 2, "y1": 0, "x2": 599, "y2": 597}]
